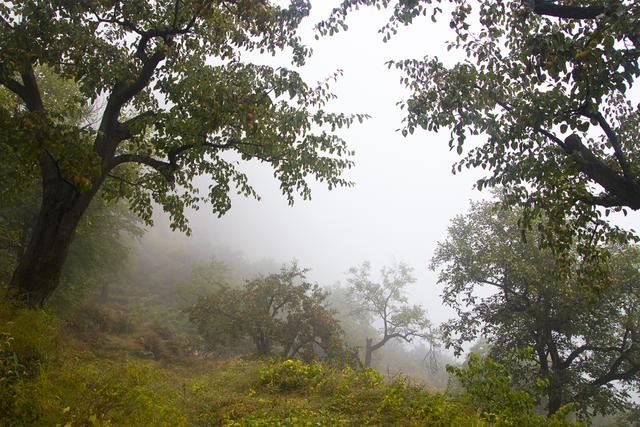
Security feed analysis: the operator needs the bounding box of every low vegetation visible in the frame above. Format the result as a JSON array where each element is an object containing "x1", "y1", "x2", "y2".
[{"x1": 1, "y1": 300, "x2": 587, "y2": 426}]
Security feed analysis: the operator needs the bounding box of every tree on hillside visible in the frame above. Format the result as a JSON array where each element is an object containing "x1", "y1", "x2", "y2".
[
  {"x1": 0, "y1": 67, "x2": 143, "y2": 305},
  {"x1": 347, "y1": 262, "x2": 432, "y2": 368},
  {"x1": 431, "y1": 201, "x2": 640, "y2": 417},
  {"x1": 186, "y1": 263, "x2": 348, "y2": 361},
  {"x1": 0, "y1": 1, "x2": 360, "y2": 306},
  {"x1": 321, "y1": 0, "x2": 640, "y2": 251}
]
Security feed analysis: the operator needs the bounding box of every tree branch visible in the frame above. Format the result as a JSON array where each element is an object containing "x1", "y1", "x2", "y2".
[
  {"x1": 167, "y1": 138, "x2": 268, "y2": 164},
  {"x1": 0, "y1": 75, "x2": 29, "y2": 106},
  {"x1": 110, "y1": 153, "x2": 176, "y2": 183},
  {"x1": 528, "y1": 1, "x2": 606, "y2": 20},
  {"x1": 116, "y1": 110, "x2": 158, "y2": 141},
  {"x1": 582, "y1": 109, "x2": 636, "y2": 183},
  {"x1": 563, "y1": 134, "x2": 640, "y2": 209},
  {"x1": 495, "y1": 88, "x2": 640, "y2": 209},
  {"x1": 0, "y1": 64, "x2": 45, "y2": 112},
  {"x1": 106, "y1": 173, "x2": 146, "y2": 189},
  {"x1": 97, "y1": 49, "x2": 166, "y2": 157}
]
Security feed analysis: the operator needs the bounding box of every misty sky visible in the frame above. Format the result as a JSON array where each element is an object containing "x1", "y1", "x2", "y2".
[{"x1": 148, "y1": 1, "x2": 638, "y2": 327}]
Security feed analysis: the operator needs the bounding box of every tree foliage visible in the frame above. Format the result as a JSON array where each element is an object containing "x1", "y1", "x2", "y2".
[
  {"x1": 0, "y1": 0, "x2": 360, "y2": 305},
  {"x1": 347, "y1": 261, "x2": 432, "y2": 367},
  {"x1": 432, "y1": 200, "x2": 640, "y2": 416},
  {"x1": 322, "y1": 0, "x2": 640, "y2": 251},
  {"x1": 448, "y1": 352, "x2": 580, "y2": 427},
  {"x1": 186, "y1": 262, "x2": 347, "y2": 361}
]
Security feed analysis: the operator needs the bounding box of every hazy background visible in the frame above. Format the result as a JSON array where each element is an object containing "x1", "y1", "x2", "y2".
[{"x1": 139, "y1": 1, "x2": 638, "y2": 328}]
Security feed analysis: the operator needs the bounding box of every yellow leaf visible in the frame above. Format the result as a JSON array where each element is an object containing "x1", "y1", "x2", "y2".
[{"x1": 62, "y1": 406, "x2": 71, "y2": 414}]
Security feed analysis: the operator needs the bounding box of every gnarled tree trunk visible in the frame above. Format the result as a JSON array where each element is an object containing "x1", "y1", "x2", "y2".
[
  {"x1": 364, "y1": 337, "x2": 373, "y2": 368},
  {"x1": 8, "y1": 159, "x2": 97, "y2": 307},
  {"x1": 547, "y1": 384, "x2": 563, "y2": 417}
]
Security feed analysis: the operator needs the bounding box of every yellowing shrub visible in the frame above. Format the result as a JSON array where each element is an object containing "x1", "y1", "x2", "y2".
[{"x1": 259, "y1": 359, "x2": 324, "y2": 393}]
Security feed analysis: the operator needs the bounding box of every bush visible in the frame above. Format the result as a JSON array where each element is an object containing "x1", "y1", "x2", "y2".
[
  {"x1": 0, "y1": 302, "x2": 58, "y2": 372},
  {"x1": 448, "y1": 354, "x2": 583, "y2": 427},
  {"x1": 259, "y1": 359, "x2": 324, "y2": 393},
  {"x1": 66, "y1": 302, "x2": 133, "y2": 343}
]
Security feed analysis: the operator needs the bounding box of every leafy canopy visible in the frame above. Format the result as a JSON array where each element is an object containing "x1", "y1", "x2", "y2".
[
  {"x1": 432, "y1": 200, "x2": 640, "y2": 416},
  {"x1": 0, "y1": 0, "x2": 362, "y2": 232}
]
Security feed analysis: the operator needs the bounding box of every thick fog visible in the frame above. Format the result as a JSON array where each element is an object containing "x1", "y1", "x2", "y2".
[
  {"x1": 142, "y1": 2, "x2": 476, "y2": 328},
  {"x1": 141, "y1": 1, "x2": 638, "y2": 330}
]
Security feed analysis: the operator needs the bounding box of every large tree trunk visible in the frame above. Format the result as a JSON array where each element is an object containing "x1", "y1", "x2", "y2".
[
  {"x1": 364, "y1": 337, "x2": 373, "y2": 368},
  {"x1": 8, "y1": 171, "x2": 94, "y2": 307},
  {"x1": 547, "y1": 379, "x2": 563, "y2": 417},
  {"x1": 254, "y1": 332, "x2": 271, "y2": 356}
]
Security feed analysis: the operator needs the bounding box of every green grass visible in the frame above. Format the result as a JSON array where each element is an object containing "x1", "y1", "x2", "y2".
[{"x1": 0, "y1": 302, "x2": 579, "y2": 426}]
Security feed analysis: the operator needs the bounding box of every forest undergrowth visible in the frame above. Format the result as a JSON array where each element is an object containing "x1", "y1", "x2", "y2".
[{"x1": 0, "y1": 300, "x2": 582, "y2": 427}]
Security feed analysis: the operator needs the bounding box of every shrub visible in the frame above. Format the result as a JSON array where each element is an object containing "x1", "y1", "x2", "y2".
[
  {"x1": 448, "y1": 354, "x2": 583, "y2": 427},
  {"x1": 324, "y1": 366, "x2": 386, "y2": 421},
  {"x1": 0, "y1": 302, "x2": 58, "y2": 372},
  {"x1": 259, "y1": 359, "x2": 324, "y2": 393},
  {"x1": 66, "y1": 302, "x2": 133, "y2": 343}
]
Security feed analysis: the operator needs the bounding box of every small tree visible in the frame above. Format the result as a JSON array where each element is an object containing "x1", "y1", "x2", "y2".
[
  {"x1": 186, "y1": 263, "x2": 346, "y2": 360},
  {"x1": 448, "y1": 352, "x2": 579, "y2": 426},
  {"x1": 347, "y1": 262, "x2": 432, "y2": 368},
  {"x1": 432, "y1": 200, "x2": 640, "y2": 417}
]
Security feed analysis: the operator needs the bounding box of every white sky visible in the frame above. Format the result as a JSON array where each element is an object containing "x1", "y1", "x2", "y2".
[{"x1": 179, "y1": 2, "x2": 483, "y2": 326}]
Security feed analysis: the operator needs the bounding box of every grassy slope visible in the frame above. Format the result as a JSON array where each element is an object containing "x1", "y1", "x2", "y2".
[{"x1": 1, "y1": 301, "x2": 582, "y2": 427}]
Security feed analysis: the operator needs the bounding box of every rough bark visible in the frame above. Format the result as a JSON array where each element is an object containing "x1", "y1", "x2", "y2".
[
  {"x1": 8, "y1": 160, "x2": 97, "y2": 307},
  {"x1": 364, "y1": 337, "x2": 373, "y2": 368},
  {"x1": 547, "y1": 383, "x2": 563, "y2": 417}
]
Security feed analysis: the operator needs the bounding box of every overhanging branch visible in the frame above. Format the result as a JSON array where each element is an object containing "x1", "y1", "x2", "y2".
[
  {"x1": 582, "y1": 109, "x2": 636, "y2": 183},
  {"x1": 109, "y1": 137, "x2": 270, "y2": 184},
  {"x1": 110, "y1": 153, "x2": 176, "y2": 183},
  {"x1": 563, "y1": 134, "x2": 640, "y2": 209},
  {"x1": 492, "y1": 95, "x2": 640, "y2": 210},
  {"x1": 528, "y1": 1, "x2": 605, "y2": 20}
]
